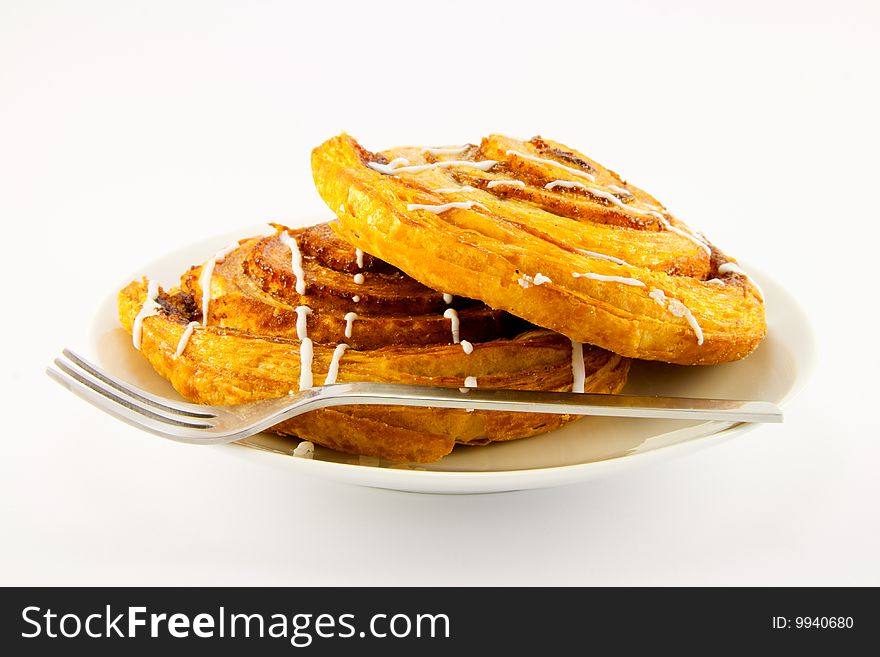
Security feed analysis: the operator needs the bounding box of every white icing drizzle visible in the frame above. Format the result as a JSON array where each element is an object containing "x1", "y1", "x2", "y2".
[
  {"x1": 368, "y1": 159, "x2": 497, "y2": 175},
  {"x1": 547, "y1": 180, "x2": 641, "y2": 212},
  {"x1": 407, "y1": 201, "x2": 487, "y2": 214},
  {"x1": 279, "y1": 231, "x2": 307, "y2": 296},
  {"x1": 545, "y1": 179, "x2": 588, "y2": 191},
  {"x1": 199, "y1": 240, "x2": 239, "y2": 327},
  {"x1": 506, "y1": 150, "x2": 597, "y2": 182},
  {"x1": 648, "y1": 288, "x2": 667, "y2": 306},
  {"x1": 355, "y1": 248, "x2": 364, "y2": 269},
  {"x1": 607, "y1": 184, "x2": 633, "y2": 197},
  {"x1": 546, "y1": 180, "x2": 711, "y2": 255},
  {"x1": 294, "y1": 305, "x2": 312, "y2": 340},
  {"x1": 435, "y1": 185, "x2": 477, "y2": 193},
  {"x1": 323, "y1": 344, "x2": 349, "y2": 385},
  {"x1": 574, "y1": 248, "x2": 634, "y2": 267},
  {"x1": 132, "y1": 279, "x2": 161, "y2": 350},
  {"x1": 421, "y1": 145, "x2": 469, "y2": 155},
  {"x1": 460, "y1": 340, "x2": 474, "y2": 355},
  {"x1": 518, "y1": 273, "x2": 552, "y2": 288},
  {"x1": 218, "y1": 241, "x2": 239, "y2": 260},
  {"x1": 658, "y1": 216, "x2": 712, "y2": 255},
  {"x1": 649, "y1": 288, "x2": 704, "y2": 345},
  {"x1": 298, "y1": 338, "x2": 314, "y2": 390},
  {"x1": 343, "y1": 311, "x2": 358, "y2": 339},
  {"x1": 668, "y1": 299, "x2": 704, "y2": 345},
  {"x1": 706, "y1": 278, "x2": 724, "y2": 285},
  {"x1": 173, "y1": 321, "x2": 199, "y2": 359},
  {"x1": 386, "y1": 157, "x2": 410, "y2": 168},
  {"x1": 487, "y1": 179, "x2": 526, "y2": 189},
  {"x1": 292, "y1": 440, "x2": 315, "y2": 458},
  {"x1": 442, "y1": 293, "x2": 453, "y2": 304},
  {"x1": 571, "y1": 341, "x2": 585, "y2": 393},
  {"x1": 443, "y1": 308, "x2": 460, "y2": 344},
  {"x1": 352, "y1": 295, "x2": 361, "y2": 303},
  {"x1": 572, "y1": 272, "x2": 646, "y2": 287},
  {"x1": 463, "y1": 376, "x2": 478, "y2": 388},
  {"x1": 718, "y1": 262, "x2": 764, "y2": 299},
  {"x1": 353, "y1": 273, "x2": 365, "y2": 285}
]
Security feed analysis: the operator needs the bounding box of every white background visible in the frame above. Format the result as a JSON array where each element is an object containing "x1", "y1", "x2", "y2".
[{"x1": 2, "y1": 0, "x2": 878, "y2": 585}]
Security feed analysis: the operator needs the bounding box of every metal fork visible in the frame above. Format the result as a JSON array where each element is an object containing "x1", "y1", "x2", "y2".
[{"x1": 47, "y1": 348, "x2": 782, "y2": 445}]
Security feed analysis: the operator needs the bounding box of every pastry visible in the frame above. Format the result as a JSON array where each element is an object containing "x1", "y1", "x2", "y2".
[
  {"x1": 118, "y1": 222, "x2": 630, "y2": 463},
  {"x1": 311, "y1": 134, "x2": 766, "y2": 365}
]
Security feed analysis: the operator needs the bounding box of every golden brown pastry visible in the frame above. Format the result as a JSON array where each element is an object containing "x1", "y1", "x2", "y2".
[
  {"x1": 311, "y1": 134, "x2": 766, "y2": 365},
  {"x1": 118, "y1": 222, "x2": 629, "y2": 463}
]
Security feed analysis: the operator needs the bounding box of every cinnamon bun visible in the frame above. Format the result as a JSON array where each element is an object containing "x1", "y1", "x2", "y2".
[
  {"x1": 118, "y1": 222, "x2": 629, "y2": 463},
  {"x1": 311, "y1": 134, "x2": 766, "y2": 365}
]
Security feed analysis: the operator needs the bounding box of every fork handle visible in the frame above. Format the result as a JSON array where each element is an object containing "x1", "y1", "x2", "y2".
[{"x1": 303, "y1": 383, "x2": 783, "y2": 424}]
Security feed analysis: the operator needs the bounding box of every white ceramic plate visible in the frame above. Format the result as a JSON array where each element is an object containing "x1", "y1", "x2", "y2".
[{"x1": 89, "y1": 220, "x2": 815, "y2": 494}]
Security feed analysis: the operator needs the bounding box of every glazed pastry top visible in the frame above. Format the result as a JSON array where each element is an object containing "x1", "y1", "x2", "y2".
[{"x1": 312, "y1": 133, "x2": 766, "y2": 365}]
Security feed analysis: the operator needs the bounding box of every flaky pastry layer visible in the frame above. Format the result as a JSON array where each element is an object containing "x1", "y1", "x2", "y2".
[
  {"x1": 118, "y1": 224, "x2": 629, "y2": 462},
  {"x1": 311, "y1": 134, "x2": 767, "y2": 365}
]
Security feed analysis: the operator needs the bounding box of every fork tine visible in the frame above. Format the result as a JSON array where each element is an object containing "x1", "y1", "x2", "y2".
[
  {"x1": 51, "y1": 358, "x2": 213, "y2": 430},
  {"x1": 46, "y1": 366, "x2": 202, "y2": 440},
  {"x1": 61, "y1": 348, "x2": 215, "y2": 418}
]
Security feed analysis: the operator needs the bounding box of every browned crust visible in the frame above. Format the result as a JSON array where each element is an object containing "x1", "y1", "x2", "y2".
[{"x1": 310, "y1": 133, "x2": 766, "y2": 365}]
